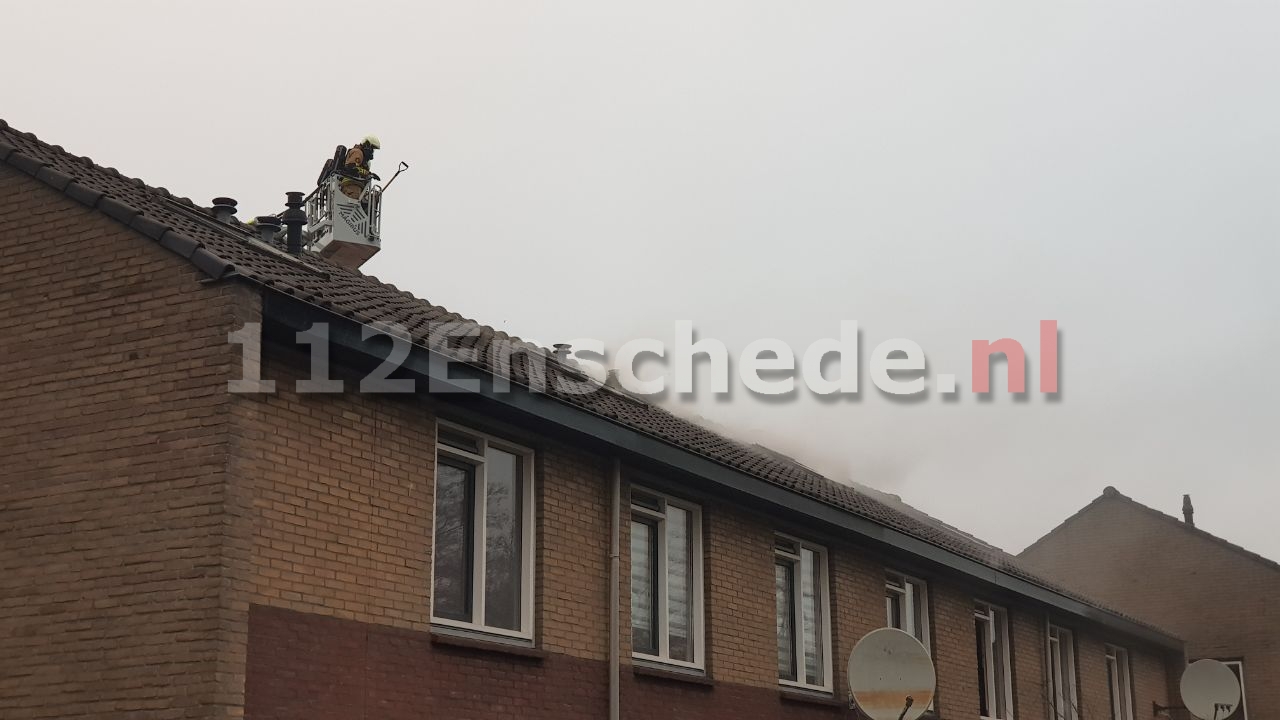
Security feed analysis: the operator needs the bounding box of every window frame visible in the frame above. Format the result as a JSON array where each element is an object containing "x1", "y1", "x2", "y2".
[
  {"x1": 774, "y1": 533, "x2": 834, "y2": 693},
  {"x1": 1048, "y1": 624, "x2": 1079, "y2": 720},
  {"x1": 885, "y1": 570, "x2": 931, "y2": 653},
  {"x1": 975, "y1": 600, "x2": 1015, "y2": 720},
  {"x1": 629, "y1": 486, "x2": 705, "y2": 671},
  {"x1": 429, "y1": 420, "x2": 537, "y2": 642},
  {"x1": 1105, "y1": 645, "x2": 1135, "y2": 720},
  {"x1": 1219, "y1": 660, "x2": 1248, "y2": 720}
]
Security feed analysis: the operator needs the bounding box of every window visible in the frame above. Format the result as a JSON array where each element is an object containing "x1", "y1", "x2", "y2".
[
  {"x1": 630, "y1": 488, "x2": 703, "y2": 669},
  {"x1": 975, "y1": 601, "x2": 1013, "y2": 720},
  {"x1": 431, "y1": 422, "x2": 535, "y2": 640},
  {"x1": 1048, "y1": 625, "x2": 1078, "y2": 720},
  {"x1": 1219, "y1": 660, "x2": 1248, "y2": 720},
  {"x1": 775, "y1": 535, "x2": 832, "y2": 691},
  {"x1": 885, "y1": 571, "x2": 930, "y2": 651},
  {"x1": 1106, "y1": 646, "x2": 1134, "y2": 720}
]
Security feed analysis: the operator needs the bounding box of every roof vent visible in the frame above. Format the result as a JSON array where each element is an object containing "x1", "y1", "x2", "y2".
[
  {"x1": 254, "y1": 215, "x2": 282, "y2": 245},
  {"x1": 553, "y1": 343, "x2": 573, "y2": 363},
  {"x1": 1182, "y1": 494, "x2": 1195, "y2": 527},
  {"x1": 281, "y1": 192, "x2": 307, "y2": 255},
  {"x1": 211, "y1": 197, "x2": 238, "y2": 224}
]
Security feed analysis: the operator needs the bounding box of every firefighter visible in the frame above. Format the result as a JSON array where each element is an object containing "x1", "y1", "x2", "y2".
[{"x1": 338, "y1": 135, "x2": 381, "y2": 200}]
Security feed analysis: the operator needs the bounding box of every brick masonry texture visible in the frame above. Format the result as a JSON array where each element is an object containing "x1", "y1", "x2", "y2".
[
  {"x1": 234, "y1": 344, "x2": 1177, "y2": 718},
  {"x1": 0, "y1": 162, "x2": 1179, "y2": 719},
  {"x1": 1021, "y1": 495, "x2": 1279, "y2": 720},
  {"x1": 0, "y1": 164, "x2": 249, "y2": 719}
]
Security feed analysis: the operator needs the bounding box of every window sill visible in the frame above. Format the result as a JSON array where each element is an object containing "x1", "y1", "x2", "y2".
[
  {"x1": 632, "y1": 661, "x2": 714, "y2": 687},
  {"x1": 429, "y1": 627, "x2": 547, "y2": 661},
  {"x1": 779, "y1": 687, "x2": 844, "y2": 708}
]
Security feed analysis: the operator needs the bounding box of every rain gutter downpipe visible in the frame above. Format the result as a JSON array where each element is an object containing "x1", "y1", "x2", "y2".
[{"x1": 610, "y1": 459, "x2": 621, "y2": 720}]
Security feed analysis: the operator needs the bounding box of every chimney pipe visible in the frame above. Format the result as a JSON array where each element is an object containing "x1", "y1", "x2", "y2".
[
  {"x1": 281, "y1": 192, "x2": 307, "y2": 255},
  {"x1": 254, "y1": 215, "x2": 283, "y2": 245},
  {"x1": 211, "y1": 197, "x2": 238, "y2": 224},
  {"x1": 1182, "y1": 494, "x2": 1195, "y2": 527},
  {"x1": 553, "y1": 343, "x2": 573, "y2": 363}
]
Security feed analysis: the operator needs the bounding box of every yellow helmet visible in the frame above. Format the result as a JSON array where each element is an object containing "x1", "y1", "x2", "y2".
[{"x1": 362, "y1": 135, "x2": 381, "y2": 149}]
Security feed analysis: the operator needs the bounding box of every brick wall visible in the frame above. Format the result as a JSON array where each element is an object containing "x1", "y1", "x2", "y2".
[
  {"x1": 1010, "y1": 608, "x2": 1047, "y2": 718},
  {"x1": 1020, "y1": 496, "x2": 1279, "y2": 720},
  {"x1": 933, "y1": 583, "x2": 983, "y2": 715},
  {"x1": 0, "y1": 164, "x2": 248, "y2": 719},
  {"x1": 701, "y1": 499, "x2": 778, "y2": 686},
  {"x1": 233, "y1": 339, "x2": 1177, "y2": 719}
]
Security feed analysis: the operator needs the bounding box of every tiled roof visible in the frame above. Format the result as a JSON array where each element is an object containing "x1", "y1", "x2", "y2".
[{"x1": 0, "y1": 119, "x2": 1176, "y2": 640}]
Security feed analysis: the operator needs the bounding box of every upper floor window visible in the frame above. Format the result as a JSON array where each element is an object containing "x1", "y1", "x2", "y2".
[
  {"x1": 1105, "y1": 645, "x2": 1134, "y2": 720},
  {"x1": 431, "y1": 422, "x2": 535, "y2": 640},
  {"x1": 1048, "y1": 625, "x2": 1079, "y2": 720},
  {"x1": 975, "y1": 601, "x2": 1014, "y2": 720},
  {"x1": 885, "y1": 571, "x2": 930, "y2": 652},
  {"x1": 631, "y1": 488, "x2": 704, "y2": 669},
  {"x1": 1217, "y1": 660, "x2": 1249, "y2": 720},
  {"x1": 775, "y1": 535, "x2": 832, "y2": 692}
]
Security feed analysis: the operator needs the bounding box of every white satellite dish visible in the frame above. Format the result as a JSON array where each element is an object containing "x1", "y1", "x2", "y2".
[
  {"x1": 847, "y1": 628, "x2": 936, "y2": 720},
  {"x1": 1180, "y1": 660, "x2": 1241, "y2": 720}
]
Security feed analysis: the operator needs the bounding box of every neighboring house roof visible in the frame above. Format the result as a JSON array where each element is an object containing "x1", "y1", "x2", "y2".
[
  {"x1": 0, "y1": 119, "x2": 1179, "y2": 644},
  {"x1": 1022, "y1": 486, "x2": 1280, "y2": 575}
]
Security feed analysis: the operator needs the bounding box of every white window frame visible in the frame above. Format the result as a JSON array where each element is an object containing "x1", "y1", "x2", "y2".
[
  {"x1": 774, "y1": 533, "x2": 834, "y2": 693},
  {"x1": 975, "y1": 601, "x2": 1014, "y2": 720},
  {"x1": 885, "y1": 570, "x2": 931, "y2": 653},
  {"x1": 1220, "y1": 660, "x2": 1248, "y2": 720},
  {"x1": 429, "y1": 420, "x2": 536, "y2": 642},
  {"x1": 630, "y1": 486, "x2": 705, "y2": 670},
  {"x1": 1105, "y1": 645, "x2": 1134, "y2": 720},
  {"x1": 1048, "y1": 625, "x2": 1079, "y2": 720}
]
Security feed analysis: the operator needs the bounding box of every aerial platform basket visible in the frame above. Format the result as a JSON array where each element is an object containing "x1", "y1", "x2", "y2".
[{"x1": 305, "y1": 175, "x2": 382, "y2": 269}]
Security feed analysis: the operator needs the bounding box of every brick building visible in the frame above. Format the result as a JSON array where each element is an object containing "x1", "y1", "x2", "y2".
[
  {"x1": 1020, "y1": 488, "x2": 1277, "y2": 720},
  {"x1": 0, "y1": 120, "x2": 1185, "y2": 720}
]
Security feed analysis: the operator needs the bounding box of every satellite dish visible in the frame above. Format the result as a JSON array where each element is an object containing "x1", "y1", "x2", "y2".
[
  {"x1": 1180, "y1": 660, "x2": 1241, "y2": 720},
  {"x1": 847, "y1": 628, "x2": 936, "y2": 720}
]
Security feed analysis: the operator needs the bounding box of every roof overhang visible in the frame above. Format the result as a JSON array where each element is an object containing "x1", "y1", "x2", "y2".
[{"x1": 261, "y1": 291, "x2": 1183, "y2": 652}]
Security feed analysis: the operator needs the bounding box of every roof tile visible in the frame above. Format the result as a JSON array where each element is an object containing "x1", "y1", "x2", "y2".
[
  {"x1": 128, "y1": 214, "x2": 171, "y2": 241},
  {"x1": 157, "y1": 230, "x2": 198, "y2": 257},
  {"x1": 34, "y1": 165, "x2": 73, "y2": 192},
  {"x1": 189, "y1": 247, "x2": 233, "y2": 279},
  {"x1": 63, "y1": 181, "x2": 103, "y2": 208},
  {"x1": 7, "y1": 151, "x2": 45, "y2": 177},
  {"x1": 97, "y1": 196, "x2": 139, "y2": 225}
]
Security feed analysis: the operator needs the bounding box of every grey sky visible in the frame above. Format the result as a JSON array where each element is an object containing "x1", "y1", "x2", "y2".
[{"x1": 6, "y1": 0, "x2": 1278, "y2": 558}]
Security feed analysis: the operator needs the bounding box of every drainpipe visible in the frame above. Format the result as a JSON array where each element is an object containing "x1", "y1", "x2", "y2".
[
  {"x1": 609, "y1": 459, "x2": 621, "y2": 720},
  {"x1": 1043, "y1": 615, "x2": 1053, "y2": 720}
]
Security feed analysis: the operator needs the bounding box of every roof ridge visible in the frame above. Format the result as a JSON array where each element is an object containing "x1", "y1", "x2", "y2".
[
  {"x1": 1105, "y1": 488, "x2": 1280, "y2": 573},
  {"x1": 1017, "y1": 488, "x2": 1116, "y2": 557},
  {"x1": 0, "y1": 118, "x2": 204, "y2": 209},
  {"x1": 0, "y1": 125, "x2": 236, "y2": 280}
]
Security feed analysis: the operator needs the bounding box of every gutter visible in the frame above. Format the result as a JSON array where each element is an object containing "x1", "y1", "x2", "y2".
[{"x1": 260, "y1": 292, "x2": 1182, "y2": 652}]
